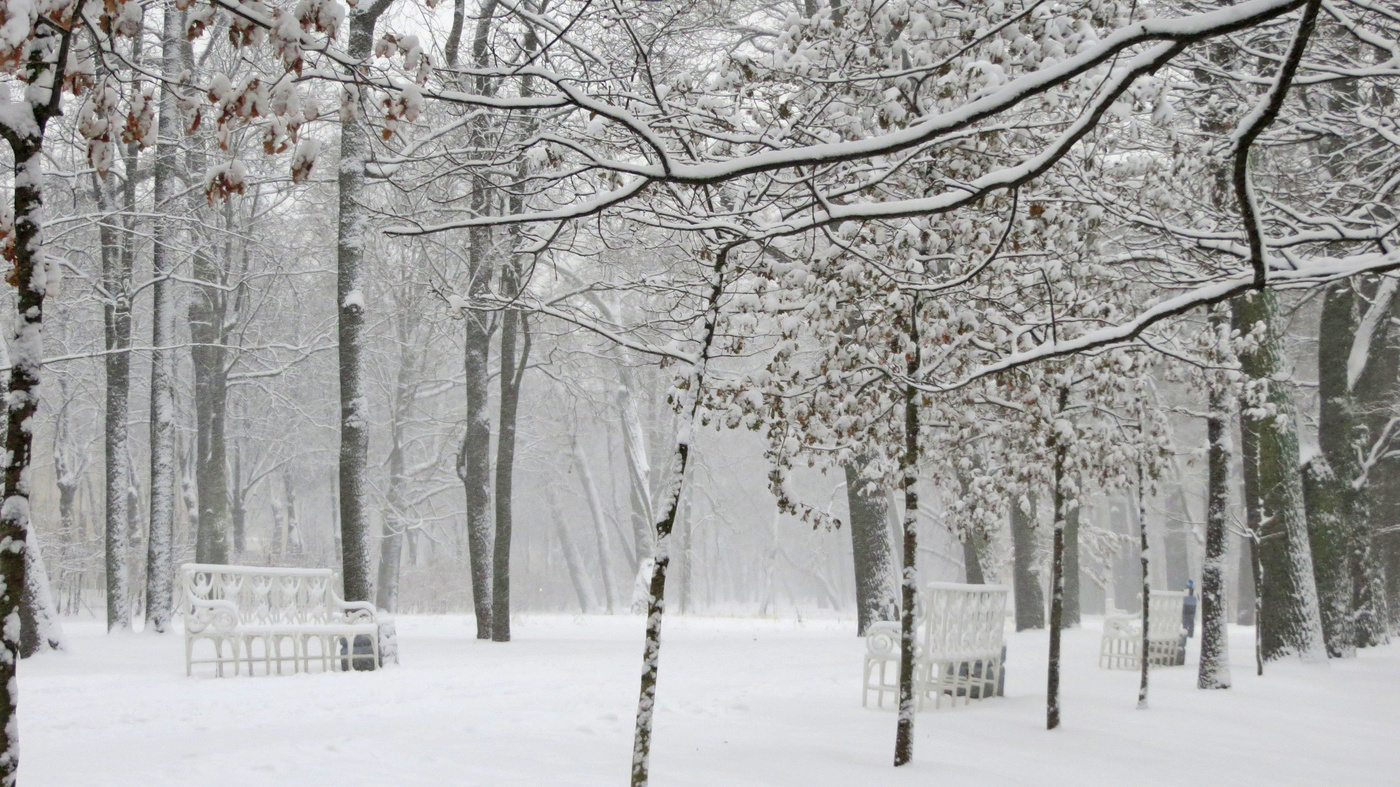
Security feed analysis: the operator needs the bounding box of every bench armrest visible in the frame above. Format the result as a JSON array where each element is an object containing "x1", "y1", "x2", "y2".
[
  {"x1": 185, "y1": 598, "x2": 239, "y2": 635},
  {"x1": 865, "y1": 621, "x2": 899, "y2": 656},
  {"x1": 336, "y1": 600, "x2": 378, "y2": 625}
]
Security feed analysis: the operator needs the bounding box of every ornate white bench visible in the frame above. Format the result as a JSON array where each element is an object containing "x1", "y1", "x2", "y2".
[
  {"x1": 863, "y1": 582, "x2": 1009, "y2": 710},
  {"x1": 1099, "y1": 590, "x2": 1187, "y2": 670},
  {"x1": 182, "y1": 563, "x2": 379, "y2": 677}
]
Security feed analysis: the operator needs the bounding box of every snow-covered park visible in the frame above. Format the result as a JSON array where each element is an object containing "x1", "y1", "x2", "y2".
[
  {"x1": 21, "y1": 615, "x2": 1400, "y2": 786},
  {"x1": 7, "y1": 0, "x2": 1400, "y2": 784}
]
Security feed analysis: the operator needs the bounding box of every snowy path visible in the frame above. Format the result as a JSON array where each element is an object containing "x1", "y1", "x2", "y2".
[{"x1": 20, "y1": 615, "x2": 1400, "y2": 785}]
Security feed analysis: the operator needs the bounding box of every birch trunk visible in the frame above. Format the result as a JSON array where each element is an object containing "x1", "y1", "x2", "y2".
[
  {"x1": 629, "y1": 247, "x2": 727, "y2": 787},
  {"x1": 893, "y1": 297, "x2": 921, "y2": 767},
  {"x1": 144, "y1": 0, "x2": 184, "y2": 632}
]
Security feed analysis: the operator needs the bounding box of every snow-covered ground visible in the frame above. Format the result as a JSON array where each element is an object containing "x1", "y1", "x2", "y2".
[{"x1": 20, "y1": 614, "x2": 1400, "y2": 786}]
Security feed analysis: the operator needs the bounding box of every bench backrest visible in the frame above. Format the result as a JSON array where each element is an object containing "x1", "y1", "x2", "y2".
[
  {"x1": 182, "y1": 564, "x2": 340, "y2": 626},
  {"x1": 922, "y1": 582, "x2": 1009, "y2": 660},
  {"x1": 1147, "y1": 590, "x2": 1187, "y2": 639}
]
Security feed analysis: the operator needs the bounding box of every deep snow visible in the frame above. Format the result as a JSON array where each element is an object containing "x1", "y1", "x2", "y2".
[{"x1": 19, "y1": 614, "x2": 1400, "y2": 785}]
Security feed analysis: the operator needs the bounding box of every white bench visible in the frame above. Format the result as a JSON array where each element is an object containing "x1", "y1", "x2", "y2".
[
  {"x1": 863, "y1": 582, "x2": 1009, "y2": 710},
  {"x1": 1099, "y1": 590, "x2": 1187, "y2": 670},
  {"x1": 182, "y1": 563, "x2": 379, "y2": 676}
]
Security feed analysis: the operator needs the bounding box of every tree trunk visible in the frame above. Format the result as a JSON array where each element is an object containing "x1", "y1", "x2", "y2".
[
  {"x1": 1304, "y1": 281, "x2": 1360, "y2": 657},
  {"x1": 1198, "y1": 372, "x2": 1233, "y2": 689},
  {"x1": 893, "y1": 297, "x2": 921, "y2": 767},
  {"x1": 96, "y1": 163, "x2": 133, "y2": 633},
  {"x1": 491, "y1": 264, "x2": 528, "y2": 641},
  {"x1": 455, "y1": 0, "x2": 503, "y2": 640},
  {"x1": 962, "y1": 536, "x2": 986, "y2": 585},
  {"x1": 143, "y1": 1, "x2": 184, "y2": 633},
  {"x1": 547, "y1": 486, "x2": 595, "y2": 613},
  {"x1": 19, "y1": 531, "x2": 64, "y2": 657},
  {"x1": 629, "y1": 247, "x2": 727, "y2": 787},
  {"x1": 335, "y1": 6, "x2": 390, "y2": 611},
  {"x1": 230, "y1": 445, "x2": 246, "y2": 555},
  {"x1": 1137, "y1": 463, "x2": 1151, "y2": 709},
  {"x1": 1062, "y1": 502, "x2": 1081, "y2": 628},
  {"x1": 677, "y1": 482, "x2": 694, "y2": 614},
  {"x1": 1011, "y1": 494, "x2": 1045, "y2": 630},
  {"x1": 572, "y1": 437, "x2": 616, "y2": 613},
  {"x1": 1236, "y1": 531, "x2": 1256, "y2": 625},
  {"x1": 844, "y1": 460, "x2": 898, "y2": 635},
  {"x1": 2, "y1": 66, "x2": 62, "y2": 776},
  {"x1": 1347, "y1": 277, "x2": 1399, "y2": 647},
  {"x1": 459, "y1": 305, "x2": 494, "y2": 635},
  {"x1": 376, "y1": 314, "x2": 418, "y2": 613},
  {"x1": 44, "y1": 372, "x2": 77, "y2": 641},
  {"x1": 190, "y1": 205, "x2": 231, "y2": 565},
  {"x1": 1047, "y1": 387, "x2": 1071, "y2": 730},
  {"x1": 1231, "y1": 290, "x2": 1326, "y2": 662},
  {"x1": 283, "y1": 469, "x2": 303, "y2": 556}
]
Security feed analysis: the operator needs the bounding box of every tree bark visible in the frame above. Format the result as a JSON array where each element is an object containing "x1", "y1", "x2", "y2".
[
  {"x1": 1062, "y1": 503, "x2": 1081, "y2": 628},
  {"x1": 376, "y1": 311, "x2": 419, "y2": 613},
  {"x1": 893, "y1": 297, "x2": 921, "y2": 767},
  {"x1": 452, "y1": 0, "x2": 503, "y2": 640},
  {"x1": 491, "y1": 267, "x2": 528, "y2": 641},
  {"x1": 1011, "y1": 494, "x2": 1045, "y2": 630},
  {"x1": 844, "y1": 459, "x2": 898, "y2": 635},
  {"x1": 230, "y1": 444, "x2": 246, "y2": 554},
  {"x1": 1347, "y1": 278, "x2": 1399, "y2": 647},
  {"x1": 619, "y1": 377, "x2": 656, "y2": 607},
  {"x1": 95, "y1": 160, "x2": 133, "y2": 634},
  {"x1": 1, "y1": 21, "x2": 71, "y2": 766},
  {"x1": 1198, "y1": 372, "x2": 1233, "y2": 689},
  {"x1": 629, "y1": 247, "x2": 727, "y2": 787},
  {"x1": 144, "y1": 0, "x2": 184, "y2": 632},
  {"x1": 1303, "y1": 281, "x2": 1363, "y2": 657},
  {"x1": 1137, "y1": 463, "x2": 1151, "y2": 709},
  {"x1": 19, "y1": 531, "x2": 64, "y2": 657},
  {"x1": 190, "y1": 203, "x2": 232, "y2": 565},
  {"x1": 1047, "y1": 387, "x2": 1071, "y2": 730},
  {"x1": 1231, "y1": 290, "x2": 1326, "y2": 662},
  {"x1": 336, "y1": 3, "x2": 393, "y2": 611}
]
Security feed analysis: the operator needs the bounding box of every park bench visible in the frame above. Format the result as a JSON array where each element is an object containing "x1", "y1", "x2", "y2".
[
  {"x1": 182, "y1": 563, "x2": 380, "y2": 677},
  {"x1": 1099, "y1": 589, "x2": 1187, "y2": 670},
  {"x1": 863, "y1": 582, "x2": 1009, "y2": 710}
]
